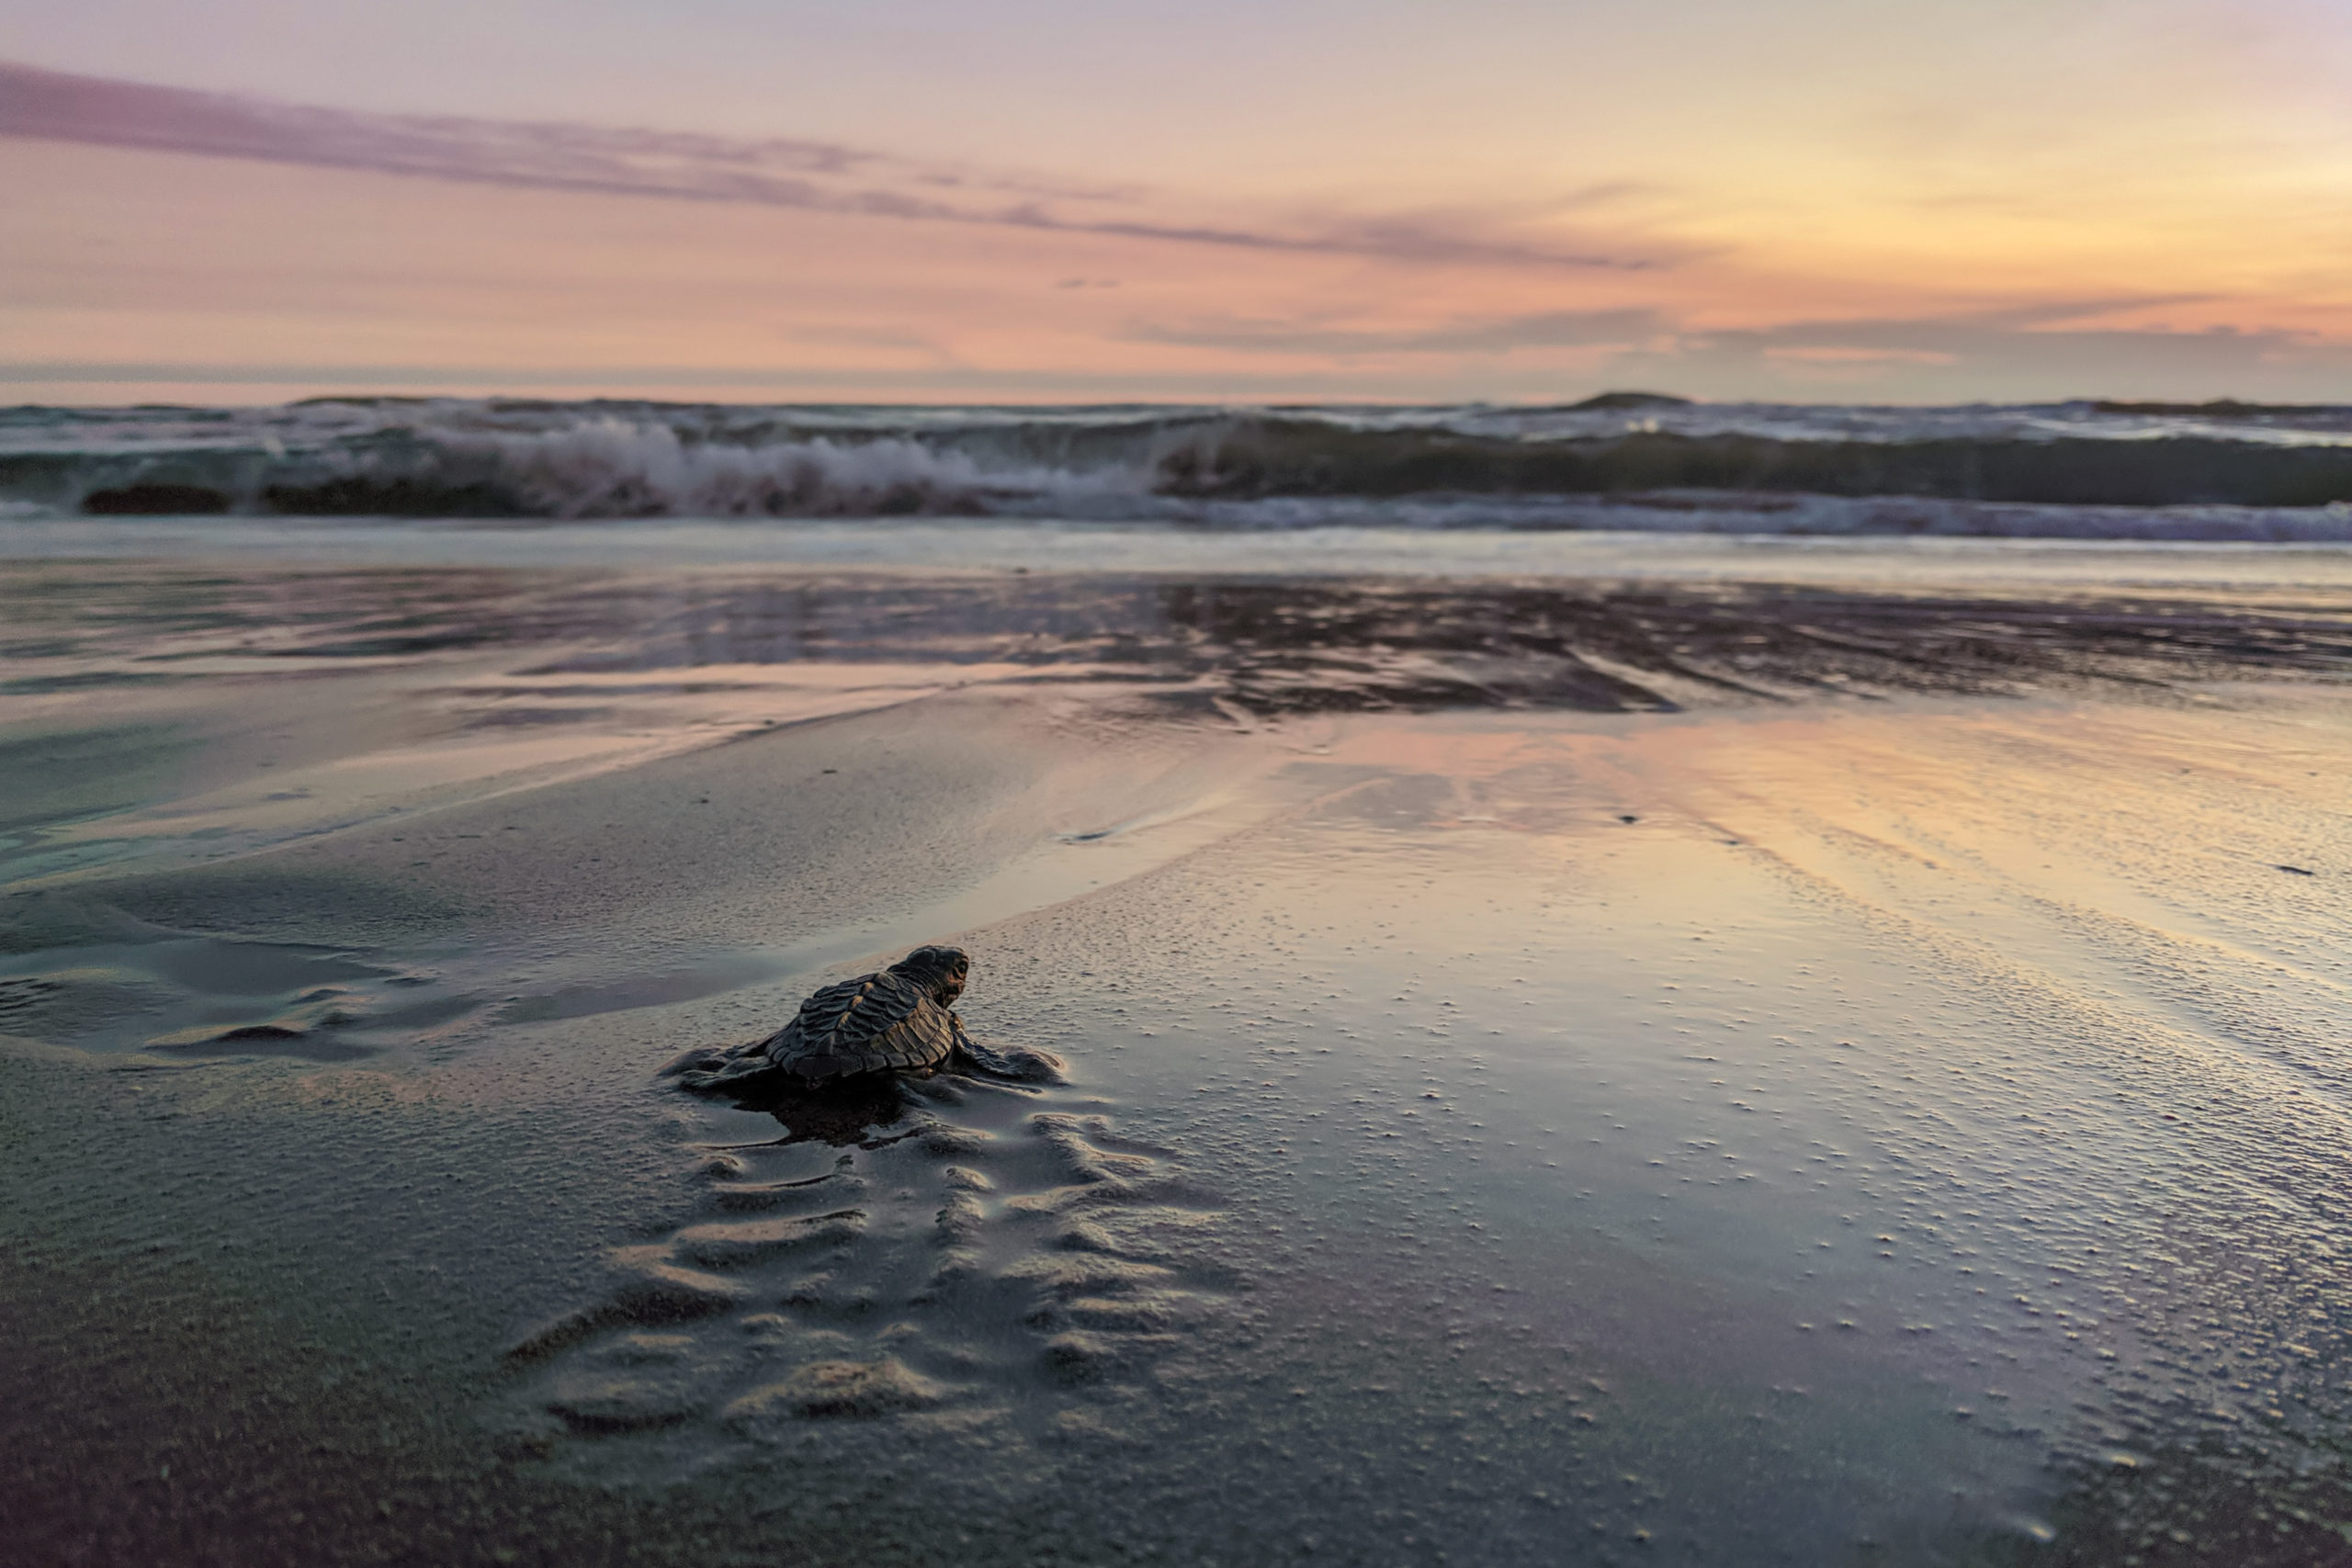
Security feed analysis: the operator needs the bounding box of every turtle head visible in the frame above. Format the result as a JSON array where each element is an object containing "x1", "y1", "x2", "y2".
[{"x1": 890, "y1": 945, "x2": 970, "y2": 1005}]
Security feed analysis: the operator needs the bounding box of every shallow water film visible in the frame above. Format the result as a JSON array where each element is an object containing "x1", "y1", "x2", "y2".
[{"x1": 5, "y1": 544, "x2": 2352, "y2": 1567}]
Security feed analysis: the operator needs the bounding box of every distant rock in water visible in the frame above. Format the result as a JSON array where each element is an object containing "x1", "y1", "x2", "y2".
[
  {"x1": 82, "y1": 483, "x2": 231, "y2": 515},
  {"x1": 1566, "y1": 391, "x2": 1694, "y2": 412}
]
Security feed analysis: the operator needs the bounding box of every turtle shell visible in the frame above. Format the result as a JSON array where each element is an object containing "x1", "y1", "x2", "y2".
[{"x1": 756, "y1": 967, "x2": 958, "y2": 1085}]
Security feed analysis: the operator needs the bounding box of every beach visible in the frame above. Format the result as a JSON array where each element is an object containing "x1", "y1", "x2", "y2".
[
  {"x1": 4, "y1": 523, "x2": 2351, "y2": 1565},
  {"x1": 14, "y1": 0, "x2": 2352, "y2": 1536}
]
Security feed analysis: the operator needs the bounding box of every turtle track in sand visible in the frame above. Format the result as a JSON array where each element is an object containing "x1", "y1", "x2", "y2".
[{"x1": 497, "y1": 1074, "x2": 1240, "y2": 1469}]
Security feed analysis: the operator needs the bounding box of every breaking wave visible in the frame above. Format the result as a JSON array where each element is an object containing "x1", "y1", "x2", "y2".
[{"x1": 7, "y1": 396, "x2": 2352, "y2": 538}]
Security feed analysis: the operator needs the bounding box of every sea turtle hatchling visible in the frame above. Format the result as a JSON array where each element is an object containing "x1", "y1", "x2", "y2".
[{"x1": 662, "y1": 945, "x2": 1057, "y2": 1095}]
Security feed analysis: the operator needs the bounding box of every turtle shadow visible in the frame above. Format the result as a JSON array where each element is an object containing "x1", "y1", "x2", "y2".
[
  {"x1": 717, "y1": 1074, "x2": 922, "y2": 1149},
  {"x1": 707, "y1": 1061, "x2": 1065, "y2": 1149}
]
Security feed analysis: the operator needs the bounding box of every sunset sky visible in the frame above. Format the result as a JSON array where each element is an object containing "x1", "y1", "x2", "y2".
[{"x1": 6, "y1": 0, "x2": 2351, "y2": 404}]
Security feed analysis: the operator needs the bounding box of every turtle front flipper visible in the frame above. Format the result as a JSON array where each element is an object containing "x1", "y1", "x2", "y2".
[{"x1": 948, "y1": 1012, "x2": 1066, "y2": 1085}]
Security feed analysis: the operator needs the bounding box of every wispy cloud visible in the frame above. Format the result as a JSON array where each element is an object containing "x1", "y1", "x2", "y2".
[
  {"x1": 0, "y1": 61, "x2": 1659, "y2": 273},
  {"x1": 1670, "y1": 309, "x2": 2324, "y2": 381},
  {"x1": 1134, "y1": 308, "x2": 1669, "y2": 355}
]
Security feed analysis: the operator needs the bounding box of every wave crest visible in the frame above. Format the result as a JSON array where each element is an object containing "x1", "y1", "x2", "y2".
[{"x1": 436, "y1": 422, "x2": 1114, "y2": 519}]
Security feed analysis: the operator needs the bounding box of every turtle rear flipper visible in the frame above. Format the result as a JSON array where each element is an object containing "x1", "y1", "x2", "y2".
[
  {"x1": 951, "y1": 1018, "x2": 1065, "y2": 1085},
  {"x1": 668, "y1": 1042, "x2": 795, "y2": 1095},
  {"x1": 658, "y1": 1044, "x2": 729, "y2": 1079}
]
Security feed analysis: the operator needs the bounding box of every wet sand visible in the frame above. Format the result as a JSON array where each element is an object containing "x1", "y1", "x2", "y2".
[{"x1": 6, "y1": 552, "x2": 2352, "y2": 1566}]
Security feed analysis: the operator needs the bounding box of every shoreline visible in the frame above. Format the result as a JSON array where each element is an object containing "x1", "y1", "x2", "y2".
[{"x1": 11, "y1": 517, "x2": 2352, "y2": 592}]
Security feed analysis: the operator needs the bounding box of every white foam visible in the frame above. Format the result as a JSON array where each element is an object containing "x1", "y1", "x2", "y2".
[{"x1": 442, "y1": 420, "x2": 1132, "y2": 519}]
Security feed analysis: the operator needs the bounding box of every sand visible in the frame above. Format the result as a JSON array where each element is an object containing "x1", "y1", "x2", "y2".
[{"x1": 6, "y1": 550, "x2": 2352, "y2": 1566}]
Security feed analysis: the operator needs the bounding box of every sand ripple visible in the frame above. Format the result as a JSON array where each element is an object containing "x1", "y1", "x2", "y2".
[{"x1": 502, "y1": 1076, "x2": 1233, "y2": 1460}]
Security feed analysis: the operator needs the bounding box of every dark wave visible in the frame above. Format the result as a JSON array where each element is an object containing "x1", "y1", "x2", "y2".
[
  {"x1": 1158, "y1": 422, "x2": 2352, "y2": 508},
  {"x1": 6, "y1": 399, "x2": 2352, "y2": 536}
]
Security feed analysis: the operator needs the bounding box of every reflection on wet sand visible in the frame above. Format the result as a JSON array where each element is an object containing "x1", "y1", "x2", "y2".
[
  {"x1": 5, "y1": 559, "x2": 2345, "y2": 885},
  {"x1": 9, "y1": 559, "x2": 2351, "y2": 709}
]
